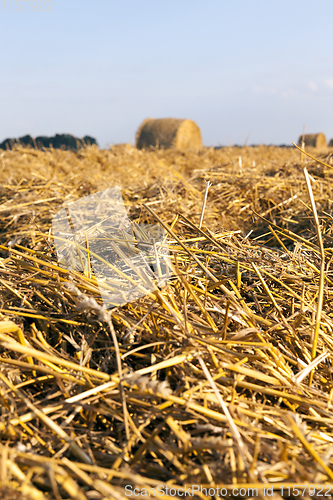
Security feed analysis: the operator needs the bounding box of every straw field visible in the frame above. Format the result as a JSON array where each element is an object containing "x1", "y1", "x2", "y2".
[{"x1": 1, "y1": 143, "x2": 333, "y2": 499}]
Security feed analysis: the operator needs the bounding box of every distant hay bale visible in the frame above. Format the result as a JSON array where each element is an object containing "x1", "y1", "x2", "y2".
[
  {"x1": 136, "y1": 118, "x2": 202, "y2": 151},
  {"x1": 298, "y1": 133, "x2": 327, "y2": 148},
  {"x1": 328, "y1": 138, "x2": 333, "y2": 147}
]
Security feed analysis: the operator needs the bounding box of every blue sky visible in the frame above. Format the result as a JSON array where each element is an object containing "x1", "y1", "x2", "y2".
[{"x1": 1, "y1": 0, "x2": 333, "y2": 147}]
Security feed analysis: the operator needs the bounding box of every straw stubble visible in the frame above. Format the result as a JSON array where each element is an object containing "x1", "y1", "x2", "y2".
[{"x1": 1, "y1": 143, "x2": 333, "y2": 496}]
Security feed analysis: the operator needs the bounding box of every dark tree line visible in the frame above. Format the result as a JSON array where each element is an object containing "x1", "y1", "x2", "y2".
[{"x1": 0, "y1": 133, "x2": 98, "y2": 151}]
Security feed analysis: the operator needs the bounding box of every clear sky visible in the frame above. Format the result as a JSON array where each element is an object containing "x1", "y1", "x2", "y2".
[{"x1": 1, "y1": 0, "x2": 333, "y2": 147}]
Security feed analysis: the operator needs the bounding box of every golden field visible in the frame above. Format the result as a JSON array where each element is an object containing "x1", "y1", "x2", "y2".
[{"x1": 1, "y1": 143, "x2": 333, "y2": 499}]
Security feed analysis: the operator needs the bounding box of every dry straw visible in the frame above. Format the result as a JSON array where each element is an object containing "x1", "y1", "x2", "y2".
[
  {"x1": 1, "y1": 143, "x2": 333, "y2": 496},
  {"x1": 135, "y1": 117, "x2": 202, "y2": 151}
]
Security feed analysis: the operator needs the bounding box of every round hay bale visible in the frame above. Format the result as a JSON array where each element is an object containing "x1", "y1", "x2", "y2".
[
  {"x1": 136, "y1": 118, "x2": 202, "y2": 151},
  {"x1": 298, "y1": 133, "x2": 327, "y2": 148},
  {"x1": 328, "y1": 138, "x2": 333, "y2": 147}
]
